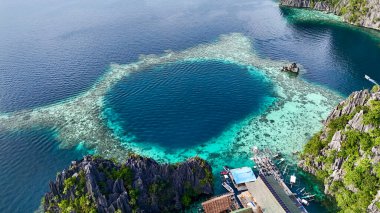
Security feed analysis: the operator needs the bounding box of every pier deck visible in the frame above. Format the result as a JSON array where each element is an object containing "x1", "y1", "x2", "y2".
[
  {"x1": 246, "y1": 177, "x2": 286, "y2": 213},
  {"x1": 250, "y1": 147, "x2": 308, "y2": 213}
]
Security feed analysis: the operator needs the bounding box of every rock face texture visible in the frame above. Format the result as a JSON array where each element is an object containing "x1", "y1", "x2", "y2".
[
  {"x1": 43, "y1": 155, "x2": 213, "y2": 213},
  {"x1": 369, "y1": 191, "x2": 380, "y2": 213},
  {"x1": 298, "y1": 87, "x2": 380, "y2": 211},
  {"x1": 281, "y1": 63, "x2": 300, "y2": 74},
  {"x1": 280, "y1": 0, "x2": 380, "y2": 30}
]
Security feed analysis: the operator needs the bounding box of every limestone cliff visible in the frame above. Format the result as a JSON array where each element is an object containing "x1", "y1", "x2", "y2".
[
  {"x1": 42, "y1": 155, "x2": 213, "y2": 213},
  {"x1": 280, "y1": 0, "x2": 380, "y2": 30},
  {"x1": 299, "y1": 86, "x2": 380, "y2": 212}
]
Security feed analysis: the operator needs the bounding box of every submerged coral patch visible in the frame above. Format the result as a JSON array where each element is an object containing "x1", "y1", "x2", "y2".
[{"x1": 0, "y1": 33, "x2": 343, "y2": 169}]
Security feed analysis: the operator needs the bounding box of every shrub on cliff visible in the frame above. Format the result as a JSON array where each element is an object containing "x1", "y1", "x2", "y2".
[
  {"x1": 43, "y1": 155, "x2": 214, "y2": 213},
  {"x1": 364, "y1": 100, "x2": 380, "y2": 126},
  {"x1": 300, "y1": 89, "x2": 380, "y2": 212}
]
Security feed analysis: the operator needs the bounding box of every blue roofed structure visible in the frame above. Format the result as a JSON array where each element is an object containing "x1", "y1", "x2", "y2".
[{"x1": 230, "y1": 167, "x2": 257, "y2": 185}]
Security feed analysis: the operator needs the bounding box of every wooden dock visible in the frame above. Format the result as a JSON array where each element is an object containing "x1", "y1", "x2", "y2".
[
  {"x1": 251, "y1": 147, "x2": 283, "y2": 181},
  {"x1": 250, "y1": 147, "x2": 308, "y2": 213}
]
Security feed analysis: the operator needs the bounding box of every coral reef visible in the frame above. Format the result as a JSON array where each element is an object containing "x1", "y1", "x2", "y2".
[{"x1": 0, "y1": 33, "x2": 342, "y2": 166}]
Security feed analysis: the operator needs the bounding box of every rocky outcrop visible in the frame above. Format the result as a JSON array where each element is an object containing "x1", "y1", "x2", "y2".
[
  {"x1": 280, "y1": 0, "x2": 380, "y2": 30},
  {"x1": 298, "y1": 87, "x2": 380, "y2": 211},
  {"x1": 281, "y1": 0, "x2": 334, "y2": 11},
  {"x1": 299, "y1": 89, "x2": 377, "y2": 173},
  {"x1": 281, "y1": 63, "x2": 300, "y2": 74},
  {"x1": 328, "y1": 130, "x2": 343, "y2": 151},
  {"x1": 43, "y1": 155, "x2": 213, "y2": 213},
  {"x1": 368, "y1": 190, "x2": 380, "y2": 212},
  {"x1": 324, "y1": 89, "x2": 370, "y2": 123}
]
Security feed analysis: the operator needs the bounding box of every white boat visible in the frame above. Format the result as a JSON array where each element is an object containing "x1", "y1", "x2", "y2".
[
  {"x1": 365, "y1": 75, "x2": 379, "y2": 85},
  {"x1": 301, "y1": 199, "x2": 309, "y2": 206},
  {"x1": 290, "y1": 174, "x2": 296, "y2": 184},
  {"x1": 278, "y1": 158, "x2": 285, "y2": 164},
  {"x1": 222, "y1": 182, "x2": 234, "y2": 193},
  {"x1": 302, "y1": 194, "x2": 315, "y2": 199}
]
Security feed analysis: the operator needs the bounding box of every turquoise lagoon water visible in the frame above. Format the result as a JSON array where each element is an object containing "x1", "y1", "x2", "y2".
[{"x1": 1, "y1": 0, "x2": 380, "y2": 212}]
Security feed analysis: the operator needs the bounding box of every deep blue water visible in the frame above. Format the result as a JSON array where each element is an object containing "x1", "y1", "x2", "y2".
[
  {"x1": 0, "y1": 129, "x2": 87, "y2": 213},
  {"x1": 104, "y1": 60, "x2": 273, "y2": 148},
  {"x1": 263, "y1": 8, "x2": 380, "y2": 94},
  {"x1": 1, "y1": 0, "x2": 380, "y2": 212},
  {"x1": 1, "y1": 1, "x2": 379, "y2": 113}
]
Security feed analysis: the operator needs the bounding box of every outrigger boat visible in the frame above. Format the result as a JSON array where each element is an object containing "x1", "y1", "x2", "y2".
[
  {"x1": 220, "y1": 167, "x2": 234, "y2": 193},
  {"x1": 299, "y1": 198, "x2": 309, "y2": 206},
  {"x1": 222, "y1": 182, "x2": 234, "y2": 193},
  {"x1": 365, "y1": 75, "x2": 379, "y2": 85}
]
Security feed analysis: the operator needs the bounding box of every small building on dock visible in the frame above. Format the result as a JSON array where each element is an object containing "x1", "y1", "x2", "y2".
[
  {"x1": 237, "y1": 191, "x2": 261, "y2": 213},
  {"x1": 229, "y1": 167, "x2": 257, "y2": 191},
  {"x1": 202, "y1": 193, "x2": 239, "y2": 213}
]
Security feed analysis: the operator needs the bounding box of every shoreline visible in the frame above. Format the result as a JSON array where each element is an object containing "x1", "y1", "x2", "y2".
[{"x1": 279, "y1": 0, "x2": 380, "y2": 31}]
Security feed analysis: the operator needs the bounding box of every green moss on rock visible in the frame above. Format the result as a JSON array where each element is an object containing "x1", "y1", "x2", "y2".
[{"x1": 300, "y1": 89, "x2": 380, "y2": 212}]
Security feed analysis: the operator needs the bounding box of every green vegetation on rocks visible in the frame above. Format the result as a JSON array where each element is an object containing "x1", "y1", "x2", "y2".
[
  {"x1": 43, "y1": 155, "x2": 214, "y2": 213},
  {"x1": 364, "y1": 100, "x2": 380, "y2": 126},
  {"x1": 280, "y1": 0, "x2": 379, "y2": 30},
  {"x1": 58, "y1": 171, "x2": 97, "y2": 213},
  {"x1": 344, "y1": 0, "x2": 368, "y2": 23},
  {"x1": 300, "y1": 87, "x2": 380, "y2": 212}
]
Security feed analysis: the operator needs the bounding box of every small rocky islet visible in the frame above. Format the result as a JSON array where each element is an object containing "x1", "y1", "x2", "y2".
[{"x1": 42, "y1": 155, "x2": 213, "y2": 212}]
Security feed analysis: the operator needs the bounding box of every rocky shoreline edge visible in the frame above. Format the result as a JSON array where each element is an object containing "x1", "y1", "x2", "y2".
[
  {"x1": 280, "y1": 0, "x2": 380, "y2": 31},
  {"x1": 42, "y1": 155, "x2": 213, "y2": 212},
  {"x1": 298, "y1": 86, "x2": 380, "y2": 212}
]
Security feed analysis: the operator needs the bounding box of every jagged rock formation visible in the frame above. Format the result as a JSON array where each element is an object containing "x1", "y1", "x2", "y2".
[
  {"x1": 280, "y1": 0, "x2": 380, "y2": 30},
  {"x1": 281, "y1": 63, "x2": 300, "y2": 74},
  {"x1": 43, "y1": 155, "x2": 213, "y2": 213},
  {"x1": 298, "y1": 86, "x2": 380, "y2": 212},
  {"x1": 369, "y1": 191, "x2": 380, "y2": 213}
]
